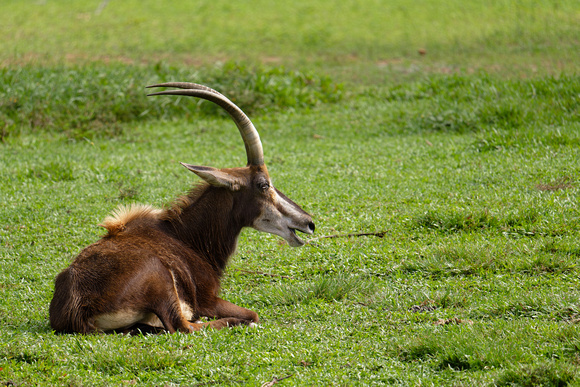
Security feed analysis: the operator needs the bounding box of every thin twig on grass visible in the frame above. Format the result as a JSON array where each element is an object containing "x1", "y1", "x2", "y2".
[
  {"x1": 308, "y1": 231, "x2": 388, "y2": 243},
  {"x1": 260, "y1": 374, "x2": 294, "y2": 387}
]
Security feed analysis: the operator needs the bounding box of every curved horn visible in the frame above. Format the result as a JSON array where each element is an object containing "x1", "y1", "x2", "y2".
[
  {"x1": 148, "y1": 82, "x2": 226, "y2": 97},
  {"x1": 147, "y1": 82, "x2": 264, "y2": 166}
]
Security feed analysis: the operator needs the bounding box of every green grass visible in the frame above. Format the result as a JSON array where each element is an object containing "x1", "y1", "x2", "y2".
[
  {"x1": 0, "y1": 62, "x2": 342, "y2": 139},
  {"x1": 2, "y1": 0, "x2": 579, "y2": 76},
  {"x1": 2, "y1": 73, "x2": 579, "y2": 385},
  {"x1": 1, "y1": 0, "x2": 580, "y2": 385}
]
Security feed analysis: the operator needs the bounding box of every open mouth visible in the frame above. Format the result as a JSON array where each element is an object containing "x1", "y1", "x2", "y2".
[
  {"x1": 288, "y1": 227, "x2": 312, "y2": 246},
  {"x1": 289, "y1": 228, "x2": 303, "y2": 245}
]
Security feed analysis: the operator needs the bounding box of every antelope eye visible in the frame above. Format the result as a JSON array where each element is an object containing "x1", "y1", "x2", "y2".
[{"x1": 257, "y1": 180, "x2": 270, "y2": 192}]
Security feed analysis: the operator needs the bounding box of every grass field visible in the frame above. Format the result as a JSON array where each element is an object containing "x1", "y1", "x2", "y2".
[{"x1": 1, "y1": 0, "x2": 580, "y2": 385}]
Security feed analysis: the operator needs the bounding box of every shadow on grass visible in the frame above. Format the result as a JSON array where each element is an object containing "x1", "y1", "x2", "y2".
[
  {"x1": 259, "y1": 274, "x2": 376, "y2": 306},
  {"x1": 495, "y1": 362, "x2": 575, "y2": 387}
]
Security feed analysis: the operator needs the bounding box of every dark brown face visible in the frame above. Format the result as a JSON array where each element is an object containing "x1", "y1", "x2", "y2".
[
  {"x1": 183, "y1": 163, "x2": 314, "y2": 247},
  {"x1": 249, "y1": 170, "x2": 315, "y2": 247}
]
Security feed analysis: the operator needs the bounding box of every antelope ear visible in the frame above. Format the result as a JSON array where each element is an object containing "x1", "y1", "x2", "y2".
[{"x1": 180, "y1": 163, "x2": 244, "y2": 191}]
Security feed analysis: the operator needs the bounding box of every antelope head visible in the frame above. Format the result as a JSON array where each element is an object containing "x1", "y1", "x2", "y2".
[{"x1": 147, "y1": 82, "x2": 315, "y2": 246}]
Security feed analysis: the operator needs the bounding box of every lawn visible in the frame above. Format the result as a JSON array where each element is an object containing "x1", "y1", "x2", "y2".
[{"x1": 1, "y1": 0, "x2": 580, "y2": 385}]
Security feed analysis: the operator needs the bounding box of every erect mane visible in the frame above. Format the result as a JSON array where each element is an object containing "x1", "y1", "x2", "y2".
[
  {"x1": 100, "y1": 204, "x2": 163, "y2": 237},
  {"x1": 160, "y1": 182, "x2": 210, "y2": 222}
]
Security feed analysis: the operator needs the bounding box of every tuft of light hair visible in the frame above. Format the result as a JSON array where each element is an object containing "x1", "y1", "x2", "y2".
[{"x1": 100, "y1": 204, "x2": 163, "y2": 236}]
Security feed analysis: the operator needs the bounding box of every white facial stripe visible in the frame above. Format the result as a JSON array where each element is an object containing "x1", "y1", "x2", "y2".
[
  {"x1": 274, "y1": 189, "x2": 313, "y2": 231},
  {"x1": 251, "y1": 186, "x2": 312, "y2": 247}
]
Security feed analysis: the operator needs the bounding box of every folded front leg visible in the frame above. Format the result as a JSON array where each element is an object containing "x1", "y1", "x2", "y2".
[
  {"x1": 208, "y1": 298, "x2": 260, "y2": 325},
  {"x1": 189, "y1": 317, "x2": 256, "y2": 331}
]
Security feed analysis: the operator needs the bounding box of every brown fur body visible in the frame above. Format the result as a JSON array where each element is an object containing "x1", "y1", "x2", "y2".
[{"x1": 50, "y1": 175, "x2": 264, "y2": 334}]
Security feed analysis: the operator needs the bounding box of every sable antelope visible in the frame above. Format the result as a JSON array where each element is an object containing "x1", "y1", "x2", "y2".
[{"x1": 49, "y1": 82, "x2": 315, "y2": 334}]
